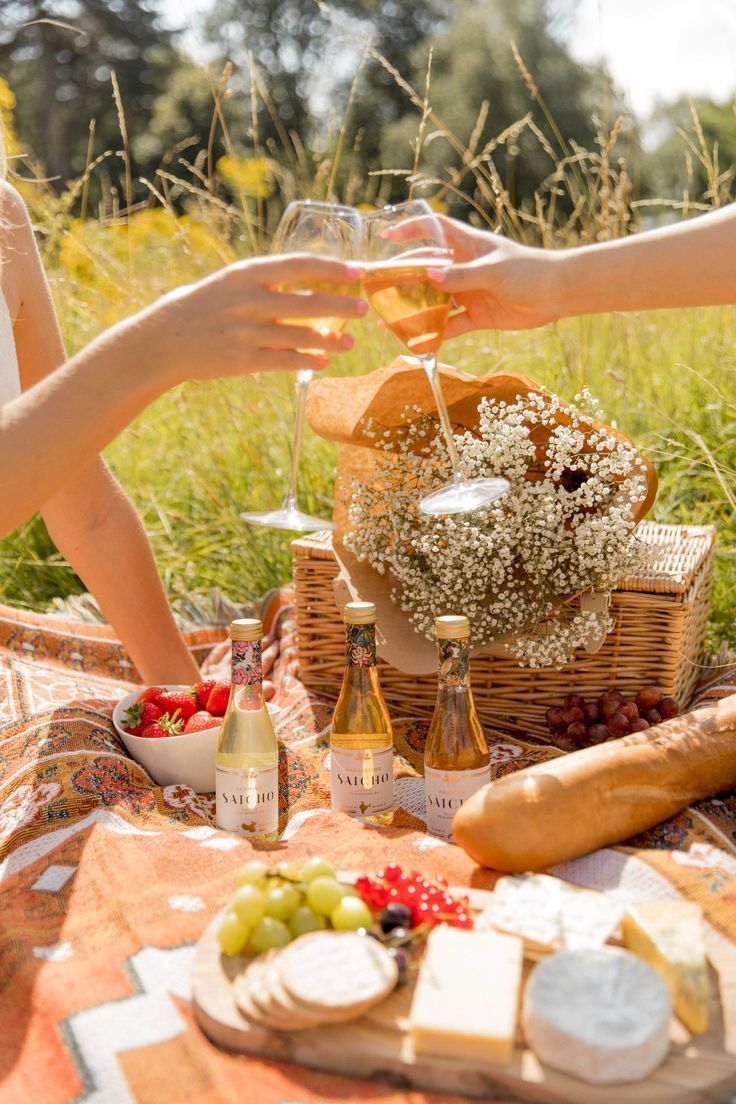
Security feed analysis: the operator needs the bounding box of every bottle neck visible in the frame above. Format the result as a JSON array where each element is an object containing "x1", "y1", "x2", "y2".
[{"x1": 231, "y1": 637, "x2": 265, "y2": 711}]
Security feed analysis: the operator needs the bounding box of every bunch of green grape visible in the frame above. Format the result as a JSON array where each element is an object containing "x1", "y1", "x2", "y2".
[{"x1": 217, "y1": 856, "x2": 374, "y2": 956}]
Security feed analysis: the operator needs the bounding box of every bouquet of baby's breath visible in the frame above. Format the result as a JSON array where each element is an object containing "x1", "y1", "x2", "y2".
[{"x1": 343, "y1": 389, "x2": 652, "y2": 668}]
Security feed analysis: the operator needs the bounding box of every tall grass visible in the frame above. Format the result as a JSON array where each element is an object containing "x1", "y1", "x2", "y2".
[{"x1": 0, "y1": 48, "x2": 734, "y2": 653}]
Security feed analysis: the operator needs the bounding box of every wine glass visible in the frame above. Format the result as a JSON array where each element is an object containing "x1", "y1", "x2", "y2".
[
  {"x1": 240, "y1": 200, "x2": 362, "y2": 532},
  {"x1": 362, "y1": 200, "x2": 510, "y2": 516}
]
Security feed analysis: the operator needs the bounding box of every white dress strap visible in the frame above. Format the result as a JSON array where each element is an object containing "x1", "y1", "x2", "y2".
[{"x1": 0, "y1": 286, "x2": 20, "y2": 402}]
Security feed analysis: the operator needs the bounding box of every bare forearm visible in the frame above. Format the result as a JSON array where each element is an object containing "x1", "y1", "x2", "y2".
[
  {"x1": 44, "y1": 475, "x2": 199, "y2": 685},
  {"x1": 554, "y1": 206, "x2": 736, "y2": 317},
  {"x1": 0, "y1": 317, "x2": 164, "y2": 536}
]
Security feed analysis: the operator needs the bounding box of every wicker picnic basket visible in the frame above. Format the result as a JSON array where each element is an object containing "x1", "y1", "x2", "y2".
[{"x1": 291, "y1": 521, "x2": 715, "y2": 740}]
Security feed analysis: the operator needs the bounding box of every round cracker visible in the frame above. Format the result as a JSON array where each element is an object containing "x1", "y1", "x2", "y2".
[
  {"x1": 277, "y1": 931, "x2": 397, "y2": 1013},
  {"x1": 247, "y1": 952, "x2": 318, "y2": 1031}
]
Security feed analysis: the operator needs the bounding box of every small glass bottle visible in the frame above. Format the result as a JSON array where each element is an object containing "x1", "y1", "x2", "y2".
[
  {"x1": 424, "y1": 614, "x2": 491, "y2": 842},
  {"x1": 215, "y1": 618, "x2": 279, "y2": 841},
  {"x1": 330, "y1": 601, "x2": 394, "y2": 825}
]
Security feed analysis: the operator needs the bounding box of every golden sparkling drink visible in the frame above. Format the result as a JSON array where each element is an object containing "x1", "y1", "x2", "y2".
[
  {"x1": 330, "y1": 602, "x2": 394, "y2": 825},
  {"x1": 215, "y1": 618, "x2": 279, "y2": 841},
  {"x1": 277, "y1": 278, "x2": 362, "y2": 338},
  {"x1": 424, "y1": 614, "x2": 491, "y2": 842},
  {"x1": 361, "y1": 259, "x2": 451, "y2": 353}
]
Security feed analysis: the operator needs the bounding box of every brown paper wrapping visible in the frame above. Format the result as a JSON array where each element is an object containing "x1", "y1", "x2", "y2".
[{"x1": 306, "y1": 358, "x2": 658, "y2": 675}]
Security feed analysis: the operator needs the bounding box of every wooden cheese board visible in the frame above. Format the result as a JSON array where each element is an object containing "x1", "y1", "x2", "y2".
[{"x1": 192, "y1": 882, "x2": 736, "y2": 1104}]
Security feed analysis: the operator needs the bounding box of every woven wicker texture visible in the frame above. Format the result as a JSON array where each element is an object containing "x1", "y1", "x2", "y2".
[{"x1": 291, "y1": 522, "x2": 715, "y2": 740}]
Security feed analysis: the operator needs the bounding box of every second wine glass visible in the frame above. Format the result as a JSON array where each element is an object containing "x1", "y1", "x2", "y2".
[
  {"x1": 240, "y1": 200, "x2": 362, "y2": 532},
  {"x1": 362, "y1": 200, "x2": 509, "y2": 516}
]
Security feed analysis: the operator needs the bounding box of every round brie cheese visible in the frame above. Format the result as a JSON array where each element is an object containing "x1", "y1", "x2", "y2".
[{"x1": 522, "y1": 947, "x2": 671, "y2": 1085}]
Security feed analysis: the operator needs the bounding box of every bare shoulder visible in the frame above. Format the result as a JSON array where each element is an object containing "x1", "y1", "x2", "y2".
[
  {"x1": 0, "y1": 180, "x2": 39, "y2": 319},
  {"x1": 0, "y1": 179, "x2": 33, "y2": 233}
]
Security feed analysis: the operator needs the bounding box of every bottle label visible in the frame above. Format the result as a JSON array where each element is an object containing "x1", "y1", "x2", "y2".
[
  {"x1": 232, "y1": 639, "x2": 262, "y2": 687},
  {"x1": 437, "y1": 637, "x2": 470, "y2": 688},
  {"x1": 330, "y1": 744, "x2": 393, "y2": 816},
  {"x1": 424, "y1": 763, "x2": 491, "y2": 842},
  {"x1": 346, "y1": 622, "x2": 377, "y2": 668},
  {"x1": 215, "y1": 763, "x2": 278, "y2": 837}
]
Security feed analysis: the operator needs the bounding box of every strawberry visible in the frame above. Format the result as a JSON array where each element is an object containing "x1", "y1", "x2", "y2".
[
  {"x1": 136, "y1": 686, "x2": 164, "y2": 706},
  {"x1": 156, "y1": 688, "x2": 198, "y2": 722},
  {"x1": 122, "y1": 700, "x2": 163, "y2": 736},
  {"x1": 184, "y1": 710, "x2": 220, "y2": 734},
  {"x1": 205, "y1": 681, "x2": 231, "y2": 716},
  {"x1": 195, "y1": 679, "x2": 216, "y2": 710},
  {"x1": 141, "y1": 712, "x2": 184, "y2": 740}
]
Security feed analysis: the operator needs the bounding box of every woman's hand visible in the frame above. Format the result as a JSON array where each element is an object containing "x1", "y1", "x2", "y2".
[
  {"x1": 134, "y1": 253, "x2": 368, "y2": 389},
  {"x1": 386, "y1": 215, "x2": 560, "y2": 342}
]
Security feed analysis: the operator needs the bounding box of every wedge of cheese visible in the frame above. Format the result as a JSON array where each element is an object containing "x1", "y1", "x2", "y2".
[
  {"x1": 409, "y1": 926, "x2": 523, "y2": 1065},
  {"x1": 622, "y1": 899, "x2": 709, "y2": 1034}
]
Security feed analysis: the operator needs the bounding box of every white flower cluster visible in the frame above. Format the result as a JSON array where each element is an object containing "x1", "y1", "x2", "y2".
[{"x1": 343, "y1": 387, "x2": 652, "y2": 668}]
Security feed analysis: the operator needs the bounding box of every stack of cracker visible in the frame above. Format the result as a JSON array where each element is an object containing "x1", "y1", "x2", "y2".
[{"x1": 234, "y1": 931, "x2": 398, "y2": 1032}]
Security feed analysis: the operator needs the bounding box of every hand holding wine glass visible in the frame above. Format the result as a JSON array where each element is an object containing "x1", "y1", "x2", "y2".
[
  {"x1": 362, "y1": 201, "x2": 509, "y2": 516},
  {"x1": 241, "y1": 200, "x2": 363, "y2": 532}
]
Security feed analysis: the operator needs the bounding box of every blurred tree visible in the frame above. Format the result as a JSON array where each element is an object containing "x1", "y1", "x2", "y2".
[
  {"x1": 0, "y1": 0, "x2": 179, "y2": 189},
  {"x1": 378, "y1": 0, "x2": 628, "y2": 215},
  {"x1": 199, "y1": 0, "x2": 442, "y2": 165},
  {"x1": 644, "y1": 96, "x2": 736, "y2": 208}
]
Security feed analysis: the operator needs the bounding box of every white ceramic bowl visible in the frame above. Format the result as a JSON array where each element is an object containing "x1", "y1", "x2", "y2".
[
  {"x1": 113, "y1": 687, "x2": 281, "y2": 793},
  {"x1": 113, "y1": 685, "x2": 221, "y2": 792}
]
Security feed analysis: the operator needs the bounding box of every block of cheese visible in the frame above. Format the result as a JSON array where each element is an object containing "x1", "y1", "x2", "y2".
[
  {"x1": 409, "y1": 926, "x2": 523, "y2": 1065},
  {"x1": 475, "y1": 873, "x2": 622, "y2": 957},
  {"x1": 522, "y1": 947, "x2": 671, "y2": 1085},
  {"x1": 622, "y1": 899, "x2": 709, "y2": 1034}
]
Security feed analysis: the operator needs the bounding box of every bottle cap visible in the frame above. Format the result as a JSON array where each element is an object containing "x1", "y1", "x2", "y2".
[
  {"x1": 435, "y1": 614, "x2": 470, "y2": 640},
  {"x1": 230, "y1": 617, "x2": 263, "y2": 641},
  {"x1": 343, "y1": 601, "x2": 377, "y2": 625}
]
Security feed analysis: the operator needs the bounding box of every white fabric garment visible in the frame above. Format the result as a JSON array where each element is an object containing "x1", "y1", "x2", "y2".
[{"x1": 0, "y1": 285, "x2": 20, "y2": 403}]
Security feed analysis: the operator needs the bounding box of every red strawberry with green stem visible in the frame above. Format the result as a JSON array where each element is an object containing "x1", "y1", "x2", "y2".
[
  {"x1": 141, "y1": 712, "x2": 184, "y2": 740},
  {"x1": 205, "y1": 681, "x2": 231, "y2": 716},
  {"x1": 123, "y1": 700, "x2": 163, "y2": 736},
  {"x1": 156, "y1": 688, "x2": 198, "y2": 722}
]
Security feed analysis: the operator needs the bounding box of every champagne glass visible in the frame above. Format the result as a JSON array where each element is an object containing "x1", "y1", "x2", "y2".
[
  {"x1": 362, "y1": 200, "x2": 509, "y2": 516},
  {"x1": 240, "y1": 200, "x2": 362, "y2": 531}
]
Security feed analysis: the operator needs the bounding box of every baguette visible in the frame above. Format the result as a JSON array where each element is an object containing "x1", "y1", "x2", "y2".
[{"x1": 452, "y1": 694, "x2": 736, "y2": 872}]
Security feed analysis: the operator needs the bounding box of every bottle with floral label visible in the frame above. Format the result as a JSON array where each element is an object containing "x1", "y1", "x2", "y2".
[
  {"x1": 424, "y1": 614, "x2": 491, "y2": 842},
  {"x1": 215, "y1": 618, "x2": 279, "y2": 841},
  {"x1": 330, "y1": 602, "x2": 394, "y2": 825}
]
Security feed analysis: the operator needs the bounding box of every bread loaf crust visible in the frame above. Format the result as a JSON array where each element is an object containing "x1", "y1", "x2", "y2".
[{"x1": 452, "y1": 694, "x2": 736, "y2": 872}]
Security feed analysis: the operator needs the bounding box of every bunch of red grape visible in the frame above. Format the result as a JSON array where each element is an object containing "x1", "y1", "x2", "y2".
[{"x1": 546, "y1": 686, "x2": 679, "y2": 751}]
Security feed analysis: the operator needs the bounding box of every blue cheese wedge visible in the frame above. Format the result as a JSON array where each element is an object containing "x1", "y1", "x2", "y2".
[
  {"x1": 522, "y1": 948, "x2": 671, "y2": 1085},
  {"x1": 622, "y1": 899, "x2": 709, "y2": 1034},
  {"x1": 409, "y1": 927, "x2": 523, "y2": 1065},
  {"x1": 475, "y1": 874, "x2": 622, "y2": 957}
]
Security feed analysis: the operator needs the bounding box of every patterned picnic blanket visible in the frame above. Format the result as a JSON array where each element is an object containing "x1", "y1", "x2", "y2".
[{"x1": 1, "y1": 593, "x2": 735, "y2": 1104}]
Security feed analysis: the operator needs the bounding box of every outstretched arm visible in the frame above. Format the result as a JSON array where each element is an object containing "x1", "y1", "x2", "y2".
[
  {"x1": 1, "y1": 182, "x2": 364, "y2": 681},
  {"x1": 393, "y1": 205, "x2": 736, "y2": 339},
  {"x1": 0, "y1": 182, "x2": 365, "y2": 535}
]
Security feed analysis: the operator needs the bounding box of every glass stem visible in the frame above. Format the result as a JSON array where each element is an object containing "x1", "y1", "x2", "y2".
[
  {"x1": 420, "y1": 354, "x2": 465, "y2": 485},
  {"x1": 281, "y1": 369, "x2": 312, "y2": 511}
]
